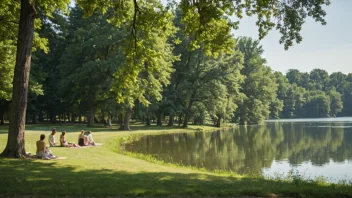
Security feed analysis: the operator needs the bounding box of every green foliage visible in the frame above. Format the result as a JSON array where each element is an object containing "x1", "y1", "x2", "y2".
[
  {"x1": 60, "y1": 7, "x2": 126, "y2": 125},
  {"x1": 235, "y1": 37, "x2": 278, "y2": 124},
  {"x1": 0, "y1": 41, "x2": 15, "y2": 101},
  {"x1": 0, "y1": 0, "x2": 18, "y2": 101},
  {"x1": 110, "y1": 1, "x2": 178, "y2": 107},
  {"x1": 329, "y1": 89, "x2": 343, "y2": 116}
]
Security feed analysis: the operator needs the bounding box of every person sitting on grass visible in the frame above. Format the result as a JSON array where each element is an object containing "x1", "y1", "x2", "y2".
[
  {"x1": 78, "y1": 130, "x2": 88, "y2": 146},
  {"x1": 60, "y1": 131, "x2": 79, "y2": 147},
  {"x1": 48, "y1": 128, "x2": 56, "y2": 146},
  {"x1": 86, "y1": 130, "x2": 96, "y2": 146},
  {"x1": 36, "y1": 134, "x2": 56, "y2": 159}
]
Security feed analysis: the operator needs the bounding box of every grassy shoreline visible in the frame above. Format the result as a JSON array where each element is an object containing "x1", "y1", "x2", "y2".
[{"x1": 0, "y1": 123, "x2": 351, "y2": 198}]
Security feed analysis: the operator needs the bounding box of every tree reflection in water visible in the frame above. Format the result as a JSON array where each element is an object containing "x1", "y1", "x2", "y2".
[{"x1": 125, "y1": 122, "x2": 352, "y2": 178}]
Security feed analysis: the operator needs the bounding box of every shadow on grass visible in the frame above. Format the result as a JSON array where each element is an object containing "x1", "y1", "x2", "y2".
[{"x1": 0, "y1": 159, "x2": 351, "y2": 197}]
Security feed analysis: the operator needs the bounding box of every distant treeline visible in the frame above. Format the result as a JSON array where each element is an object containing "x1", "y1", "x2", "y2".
[{"x1": 0, "y1": 7, "x2": 351, "y2": 128}]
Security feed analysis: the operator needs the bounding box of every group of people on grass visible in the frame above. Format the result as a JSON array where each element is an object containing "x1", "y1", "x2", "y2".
[{"x1": 36, "y1": 128, "x2": 97, "y2": 159}]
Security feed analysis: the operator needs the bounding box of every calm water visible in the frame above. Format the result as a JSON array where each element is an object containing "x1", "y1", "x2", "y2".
[{"x1": 124, "y1": 118, "x2": 352, "y2": 182}]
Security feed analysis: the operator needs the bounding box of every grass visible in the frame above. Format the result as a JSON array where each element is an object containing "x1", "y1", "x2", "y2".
[{"x1": 0, "y1": 123, "x2": 351, "y2": 198}]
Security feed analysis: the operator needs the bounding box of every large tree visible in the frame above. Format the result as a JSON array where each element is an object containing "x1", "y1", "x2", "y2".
[
  {"x1": 60, "y1": 7, "x2": 125, "y2": 127},
  {"x1": 1, "y1": 0, "x2": 331, "y2": 157},
  {"x1": 235, "y1": 37, "x2": 278, "y2": 124},
  {"x1": 0, "y1": 0, "x2": 69, "y2": 158}
]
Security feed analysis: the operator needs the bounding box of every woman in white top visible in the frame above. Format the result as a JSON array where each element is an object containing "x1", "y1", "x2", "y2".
[{"x1": 87, "y1": 130, "x2": 96, "y2": 146}]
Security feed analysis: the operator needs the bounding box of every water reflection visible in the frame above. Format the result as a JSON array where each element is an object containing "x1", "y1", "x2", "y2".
[{"x1": 125, "y1": 122, "x2": 352, "y2": 181}]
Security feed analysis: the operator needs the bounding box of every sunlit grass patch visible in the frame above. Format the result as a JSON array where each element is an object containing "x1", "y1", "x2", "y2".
[{"x1": 0, "y1": 123, "x2": 351, "y2": 197}]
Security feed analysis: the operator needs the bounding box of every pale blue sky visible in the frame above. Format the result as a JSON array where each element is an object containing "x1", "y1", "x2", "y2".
[{"x1": 235, "y1": 0, "x2": 352, "y2": 74}]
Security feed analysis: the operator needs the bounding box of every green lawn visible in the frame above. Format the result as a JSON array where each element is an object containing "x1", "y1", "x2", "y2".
[{"x1": 0, "y1": 123, "x2": 351, "y2": 198}]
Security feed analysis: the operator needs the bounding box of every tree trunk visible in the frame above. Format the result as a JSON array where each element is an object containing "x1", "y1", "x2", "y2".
[
  {"x1": 122, "y1": 107, "x2": 132, "y2": 131},
  {"x1": 178, "y1": 114, "x2": 182, "y2": 127},
  {"x1": 182, "y1": 91, "x2": 196, "y2": 128},
  {"x1": 1, "y1": 0, "x2": 36, "y2": 158},
  {"x1": 78, "y1": 111, "x2": 82, "y2": 123},
  {"x1": 157, "y1": 114, "x2": 162, "y2": 126},
  {"x1": 52, "y1": 112, "x2": 56, "y2": 123},
  {"x1": 119, "y1": 113, "x2": 123, "y2": 129},
  {"x1": 87, "y1": 107, "x2": 95, "y2": 127},
  {"x1": 146, "y1": 116, "x2": 151, "y2": 126},
  {"x1": 167, "y1": 115, "x2": 174, "y2": 126},
  {"x1": 215, "y1": 115, "x2": 222, "y2": 127}
]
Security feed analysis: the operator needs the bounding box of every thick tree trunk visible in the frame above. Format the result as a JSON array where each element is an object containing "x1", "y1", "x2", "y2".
[
  {"x1": 87, "y1": 107, "x2": 95, "y2": 127},
  {"x1": 78, "y1": 111, "x2": 82, "y2": 123},
  {"x1": 182, "y1": 91, "x2": 196, "y2": 128},
  {"x1": 119, "y1": 113, "x2": 123, "y2": 129},
  {"x1": 182, "y1": 102, "x2": 193, "y2": 128},
  {"x1": 146, "y1": 116, "x2": 151, "y2": 126},
  {"x1": 167, "y1": 115, "x2": 174, "y2": 126},
  {"x1": 122, "y1": 107, "x2": 132, "y2": 131},
  {"x1": 156, "y1": 114, "x2": 162, "y2": 126},
  {"x1": 1, "y1": 0, "x2": 36, "y2": 158}
]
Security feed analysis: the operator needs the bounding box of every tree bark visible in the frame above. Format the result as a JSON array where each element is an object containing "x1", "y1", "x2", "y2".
[
  {"x1": 119, "y1": 113, "x2": 123, "y2": 129},
  {"x1": 1, "y1": 0, "x2": 36, "y2": 158},
  {"x1": 146, "y1": 116, "x2": 151, "y2": 126},
  {"x1": 87, "y1": 107, "x2": 95, "y2": 127},
  {"x1": 122, "y1": 107, "x2": 132, "y2": 130},
  {"x1": 182, "y1": 91, "x2": 196, "y2": 128},
  {"x1": 156, "y1": 114, "x2": 162, "y2": 126},
  {"x1": 78, "y1": 111, "x2": 82, "y2": 123},
  {"x1": 167, "y1": 115, "x2": 174, "y2": 126}
]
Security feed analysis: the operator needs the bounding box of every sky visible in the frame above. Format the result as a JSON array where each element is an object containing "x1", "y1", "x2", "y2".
[{"x1": 234, "y1": 0, "x2": 352, "y2": 75}]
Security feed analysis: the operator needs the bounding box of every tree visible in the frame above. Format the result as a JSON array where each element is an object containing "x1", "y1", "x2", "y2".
[
  {"x1": 60, "y1": 7, "x2": 125, "y2": 127},
  {"x1": 235, "y1": 37, "x2": 278, "y2": 124},
  {"x1": 1, "y1": 0, "x2": 69, "y2": 158},
  {"x1": 303, "y1": 90, "x2": 330, "y2": 117},
  {"x1": 308, "y1": 69, "x2": 330, "y2": 91},
  {"x1": 329, "y1": 89, "x2": 343, "y2": 116},
  {"x1": 270, "y1": 71, "x2": 289, "y2": 119}
]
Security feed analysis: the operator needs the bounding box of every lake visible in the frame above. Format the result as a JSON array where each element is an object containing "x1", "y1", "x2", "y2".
[{"x1": 124, "y1": 118, "x2": 352, "y2": 183}]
